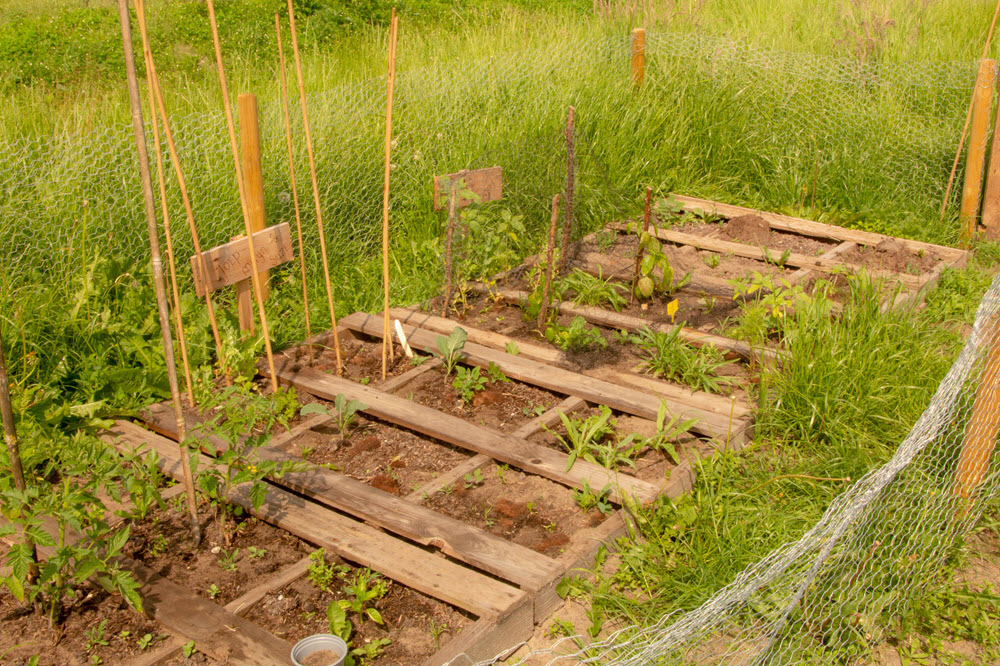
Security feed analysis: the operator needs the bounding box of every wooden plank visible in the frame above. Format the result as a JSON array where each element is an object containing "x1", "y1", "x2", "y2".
[
  {"x1": 433, "y1": 166, "x2": 502, "y2": 210},
  {"x1": 787, "y1": 241, "x2": 856, "y2": 285},
  {"x1": 381, "y1": 309, "x2": 752, "y2": 429},
  {"x1": 420, "y1": 594, "x2": 533, "y2": 666},
  {"x1": 190, "y1": 222, "x2": 293, "y2": 296},
  {"x1": 672, "y1": 194, "x2": 968, "y2": 262},
  {"x1": 139, "y1": 404, "x2": 563, "y2": 593},
  {"x1": 619, "y1": 223, "x2": 922, "y2": 288},
  {"x1": 573, "y1": 250, "x2": 737, "y2": 298},
  {"x1": 260, "y1": 360, "x2": 661, "y2": 505},
  {"x1": 467, "y1": 284, "x2": 777, "y2": 364},
  {"x1": 103, "y1": 420, "x2": 523, "y2": 618},
  {"x1": 404, "y1": 396, "x2": 587, "y2": 502}
]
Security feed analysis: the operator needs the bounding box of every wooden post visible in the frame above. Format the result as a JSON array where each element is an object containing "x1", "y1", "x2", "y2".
[
  {"x1": 238, "y1": 93, "x2": 269, "y2": 302},
  {"x1": 631, "y1": 28, "x2": 645, "y2": 88},
  {"x1": 982, "y1": 72, "x2": 1000, "y2": 240},
  {"x1": 559, "y1": 106, "x2": 575, "y2": 274},
  {"x1": 442, "y1": 179, "x2": 458, "y2": 317},
  {"x1": 960, "y1": 58, "x2": 997, "y2": 239},
  {"x1": 118, "y1": 0, "x2": 200, "y2": 544},
  {"x1": 381, "y1": 9, "x2": 400, "y2": 379},
  {"x1": 538, "y1": 195, "x2": 560, "y2": 331},
  {"x1": 954, "y1": 316, "x2": 1000, "y2": 502}
]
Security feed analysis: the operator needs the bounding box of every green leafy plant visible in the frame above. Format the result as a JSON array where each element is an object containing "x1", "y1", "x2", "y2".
[
  {"x1": 630, "y1": 326, "x2": 736, "y2": 394},
  {"x1": 632, "y1": 224, "x2": 692, "y2": 299},
  {"x1": 207, "y1": 583, "x2": 221, "y2": 599},
  {"x1": 505, "y1": 341, "x2": 520, "y2": 356},
  {"x1": 247, "y1": 545, "x2": 266, "y2": 560},
  {"x1": 307, "y1": 548, "x2": 349, "y2": 593},
  {"x1": 545, "y1": 316, "x2": 608, "y2": 352},
  {"x1": 486, "y1": 361, "x2": 509, "y2": 383},
  {"x1": 559, "y1": 268, "x2": 627, "y2": 311},
  {"x1": 464, "y1": 469, "x2": 485, "y2": 489},
  {"x1": 301, "y1": 394, "x2": 369, "y2": 440},
  {"x1": 703, "y1": 253, "x2": 721, "y2": 269},
  {"x1": 217, "y1": 548, "x2": 239, "y2": 573},
  {"x1": 573, "y1": 480, "x2": 614, "y2": 515},
  {"x1": 86, "y1": 619, "x2": 109, "y2": 650},
  {"x1": 433, "y1": 327, "x2": 468, "y2": 375},
  {"x1": 618, "y1": 401, "x2": 699, "y2": 465},
  {"x1": 762, "y1": 247, "x2": 792, "y2": 268},
  {"x1": 181, "y1": 640, "x2": 197, "y2": 659},
  {"x1": 453, "y1": 366, "x2": 488, "y2": 403},
  {"x1": 337, "y1": 568, "x2": 388, "y2": 626},
  {"x1": 137, "y1": 634, "x2": 154, "y2": 650},
  {"x1": 546, "y1": 406, "x2": 616, "y2": 471}
]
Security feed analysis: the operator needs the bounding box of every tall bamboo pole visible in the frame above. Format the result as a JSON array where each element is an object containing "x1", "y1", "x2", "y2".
[
  {"x1": 117, "y1": 0, "x2": 200, "y2": 544},
  {"x1": 134, "y1": 0, "x2": 225, "y2": 371},
  {"x1": 206, "y1": 0, "x2": 279, "y2": 392},
  {"x1": 538, "y1": 195, "x2": 560, "y2": 331},
  {"x1": 381, "y1": 10, "x2": 400, "y2": 379},
  {"x1": 143, "y1": 49, "x2": 194, "y2": 406},
  {"x1": 286, "y1": 0, "x2": 342, "y2": 375},
  {"x1": 275, "y1": 14, "x2": 314, "y2": 364}
]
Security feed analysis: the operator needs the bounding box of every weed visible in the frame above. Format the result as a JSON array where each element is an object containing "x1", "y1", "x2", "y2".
[
  {"x1": 86, "y1": 620, "x2": 109, "y2": 651},
  {"x1": 207, "y1": 583, "x2": 221, "y2": 599},
  {"x1": 247, "y1": 546, "x2": 266, "y2": 560},
  {"x1": 762, "y1": 247, "x2": 792, "y2": 268},
  {"x1": 573, "y1": 480, "x2": 615, "y2": 514},
  {"x1": 495, "y1": 463, "x2": 510, "y2": 484},
  {"x1": 505, "y1": 340, "x2": 520, "y2": 356},
  {"x1": 136, "y1": 634, "x2": 153, "y2": 650},
  {"x1": 181, "y1": 641, "x2": 196, "y2": 659},
  {"x1": 433, "y1": 327, "x2": 468, "y2": 375},
  {"x1": 217, "y1": 548, "x2": 239, "y2": 573},
  {"x1": 453, "y1": 366, "x2": 488, "y2": 403},
  {"x1": 441, "y1": 484, "x2": 454, "y2": 495},
  {"x1": 429, "y1": 619, "x2": 449, "y2": 650},
  {"x1": 546, "y1": 406, "x2": 616, "y2": 471},
  {"x1": 631, "y1": 326, "x2": 736, "y2": 394},
  {"x1": 545, "y1": 316, "x2": 608, "y2": 352},
  {"x1": 559, "y1": 268, "x2": 627, "y2": 311},
  {"x1": 301, "y1": 394, "x2": 369, "y2": 440},
  {"x1": 307, "y1": 548, "x2": 349, "y2": 593},
  {"x1": 410, "y1": 354, "x2": 428, "y2": 367},
  {"x1": 464, "y1": 469, "x2": 485, "y2": 489},
  {"x1": 703, "y1": 253, "x2": 721, "y2": 269},
  {"x1": 486, "y1": 361, "x2": 509, "y2": 383},
  {"x1": 483, "y1": 506, "x2": 496, "y2": 527}
]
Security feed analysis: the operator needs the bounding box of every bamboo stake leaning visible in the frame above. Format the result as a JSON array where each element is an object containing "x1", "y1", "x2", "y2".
[
  {"x1": 206, "y1": 0, "x2": 279, "y2": 392},
  {"x1": 286, "y1": 0, "x2": 342, "y2": 375},
  {"x1": 631, "y1": 186, "x2": 653, "y2": 303},
  {"x1": 538, "y1": 194, "x2": 560, "y2": 330},
  {"x1": 442, "y1": 178, "x2": 459, "y2": 317},
  {"x1": 117, "y1": 0, "x2": 200, "y2": 544},
  {"x1": 559, "y1": 106, "x2": 575, "y2": 274},
  {"x1": 143, "y1": 49, "x2": 194, "y2": 405},
  {"x1": 381, "y1": 9, "x2": 400, "y2": 379},
  {"x1": 275, "y1": 14, "x2": 314, "y2": 364},
  {"x1": 135, "y1": 0, "x2": 225, "y2": 372}
]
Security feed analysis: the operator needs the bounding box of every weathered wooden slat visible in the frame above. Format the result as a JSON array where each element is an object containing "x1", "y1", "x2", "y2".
[
  {"x1": 672, "y1": 194, "x2": 968, "y2": 262},
  {"x1": 139, "y1": 404, "x2": 562, "y2": 592},
  {"x1": 102, "y1": 420, "x2": 523, "y2": 618},
  {"x1": 573, "y1": 250, "x2": 737, "y2": 298},
  {"x1": 361, "y1": 310, "x2": 748, "y2": 442},
  {"x1": 260, "y1": 360, "x2": 661, "y2": 505},
  {"x1": 786, "y1": 241, "x2": 856, "y2": 285},
  {"x1": 419, "y1": 594, "x2": 533, "y2": 666},
  {"x1": 190, "y1": 222, "x2": 293, "y2": 296}
]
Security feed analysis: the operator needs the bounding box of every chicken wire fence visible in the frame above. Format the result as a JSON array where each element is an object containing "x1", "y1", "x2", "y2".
[{"x1": 449, "y1": 276, "x2": 1000, "y2": 665}]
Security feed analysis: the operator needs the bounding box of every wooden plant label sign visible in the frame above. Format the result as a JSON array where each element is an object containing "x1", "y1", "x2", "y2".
[
  {"x1": 433, "y1": 166, "x2": 502, "y2": 211},
  {"x1": 190, "y1": 222, "x2": 293, "y2": 297}
]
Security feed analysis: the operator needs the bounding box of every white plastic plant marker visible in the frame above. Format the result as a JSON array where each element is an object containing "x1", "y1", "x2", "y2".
[{"x1": 394, "y1": 319, "x2": 414, "y2": 358}]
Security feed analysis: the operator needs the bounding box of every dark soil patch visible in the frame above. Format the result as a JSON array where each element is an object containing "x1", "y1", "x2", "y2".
[
  {"x1": 282, "y1": 337, "x2": 412, "y2": 385},
  {"x1": 243, "y1": 564, "x2": 471, "y2": 666}
]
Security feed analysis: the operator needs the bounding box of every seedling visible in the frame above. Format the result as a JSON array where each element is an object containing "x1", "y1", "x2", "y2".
[
  {"x1": 429, "y1": 619, "x2": 449, "y2": 650},
  {"x1": 307, "y1": 548, "x2": 349, "y2": 593},
  {"x1": 483, "y1": 506, "x2": 496, "y2": 527},
  {"x1": 703, "y1": 253, "x2": 721, "y2": 269},
  {"x1": 453, "y1": 366, "x2": 488, "y2": 403},
  {"x1": 207, "y1": 583, "x2": 221, "y2": 599},
  {"x1": 410, "y1": 354, "x2": 428, "y2": 367},
  {"x1": 546, "y1": 406, "x2": 616, "y2": 471},
  {"x1": 559, "y1": 268, "x2": 627, "y2": 311},
  {"x1": 217, "y1": 548, "x2": 239, "y2": 573},
  {"x1": 545, "y1": 316, "x2": 607, "y2": 352},
  {"x1": 631, "y1": 326, "x2": 736, "y2": 394},
  {"x1": 495, "y1": 463, "x2": 510, "y2": 484},
  {"x1": 86, "y1": 619, "x2": 110, "y2": 651},
  {"x1": 181, "y1": 641, "x2": 197, "y2": 659},
  {"x1": 633, "y1": 224, "x2": 692, "y2": 298},
  {"x1": 464, "y1": 469, "x2": 485, "y2": 488},
  {"x1": 505, "y1": 340, "x2": 520, "y2": 356},
  {"x1": 441, "y1": 484, "x2": 455, "y2": 495},
  {"x1": 573, "y1": 480, "x2": 614, "y2": 514},
  {"x1": 486, "y1": 361, "x2": 509, "y2": 383},
  {"x1": 247, "y1": 546, "x2": 266, "y2": 560},
  {"x1": 301, "y1": 393, "x2": 369, "y2": 440},
  {"x1": 762, "y1": 247, "x2": 792, "y2": 268},
  {"x1": 522, "y1": 404, "x2": 546, "y2": 417},
  {"x1": 137, "y1": 634, "x2": 154, "y2": 650},
  {"x1": 433, "y1": 326, "x2": 468, "y2": 375}
]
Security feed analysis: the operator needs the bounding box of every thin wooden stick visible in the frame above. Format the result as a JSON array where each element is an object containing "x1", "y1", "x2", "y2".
[
  {"x1": 206, "y1": 0, "x2": 279, "y2": 393},
  {"x1": 631, "y1": 186, "x2": 653, "y2": 303},
  {"x1": 442, "y1": 178, "x2": 458, "y2": 317},
  {"x1": 381, "y1": 10, "x2": 400, "y2": 379},
  {"x1": 275, "y1": 14, "x2": 314, "y2": 364},
  {"x1": 939, "y1": 0, "x2": 1000, "y2": 228},
  {"x1": 118, "y1": 0, "x2": 200, "y2": 544},
  {"x1": 135, "y1": 0, "x2": 225, "y2": 372},
  {"x1": 141, "y1": 28, "x2": 194, "y2": 406},
  {"x1": 559, "y1": 106, "x2": 575, "y2": 274},
  {"x1": 286, "y1": 0, "x2": 342, "y2": 375},
  {"x1": 538, "y1": 194, "x2": 560, "y2": 330}
]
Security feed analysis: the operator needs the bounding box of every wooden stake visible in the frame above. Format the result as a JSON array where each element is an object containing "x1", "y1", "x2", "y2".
[
  {"x1": 381, "y1": 10, "x2": 400, "y2": 379},
  {"x1": 954, "y1": 316, "x2": 1000, "y2": 502},
  {"x1": 275, "y1": 14, "x2": 314, "y2": 363},
  {"x1": 144, "y1": 50, "x2": 194, "y2": 406},
  {"x1": 442, "y1": 179, "x2": 458, "y2": 317},
  {"x1": 286, "y1": 0, "x2": 341, "y2": 374},
  {"x1": 631, "y1": 186, "x2": 653, "y2": 303},
  {"x1": 939, "y1": 0, "x2": 1000, "y2": 230},
  {"x1": 559, "y1": 106, "x2": 575, "y2": 274},
  {"x1": 960, "y1": 58, "x2": 997, "y2": 239},
  {"x1": 631, "y1": 28, "x2": 646, "y2": 88},
  {"x1": 135, "y1": 0, "x2": 225, "y2": 370},
  {"x1": 206, "y1": 0, "x2": 279, "y2": 393},
  {"x1": 118, "y1": 0, "x2": 200, "y2": 544},
  {"x1": 238, "y1": 93, "x2": 270, "y2": 302},
  {"x1": 538, "y1": 195, "x2": 560, "y2": 331},
  {"x1": 983, "y1": 76, "x2": 1000, "y2": 240}
]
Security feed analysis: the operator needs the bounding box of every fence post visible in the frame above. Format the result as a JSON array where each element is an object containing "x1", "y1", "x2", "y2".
[
  {"x1": 238, "y1": 93, "x2": 269, "y2": 300},
  {"x1": 982, "y1": 62, "x2": 1000, "y2": 240},
  {"x1": 631, "y1": 28, "x2": 645, "y2": 88},
  {"x1": 960, "y1": 59, "x2": 997, "y2": 239},
  {"x1": 954, "y1": 316, "x2": 1000, "y2": 502}
]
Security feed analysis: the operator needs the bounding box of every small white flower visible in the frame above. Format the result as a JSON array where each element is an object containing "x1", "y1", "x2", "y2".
[
  {"x1": 390, "y1": 138, "x2": 399, "y2": 149},
  {"x1": 436, "y1": 133, "x2": 443, "y2": 140}
]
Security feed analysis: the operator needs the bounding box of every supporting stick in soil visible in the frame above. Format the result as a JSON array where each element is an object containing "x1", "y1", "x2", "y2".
[
  {"x1": 960, "y1": 58, "x2": 998, "y2": 239},
  {"x1": 559, "y1": 106, "x2": 575, "y2": 274},
  {"x1": 275, "y1": 13, "x2": 314, "y2": 364},
  {"x1": 954, "y1": 316, "x2": 1000, "y2": 503},
  {"x1": 206, "y1": 0, "x2": 279, "y2": 392},
  {"x1": 141, "y1": 36, "x2": 194, "y2": 406},
  {"x1": 631, "y1": 186, "x2": 653, "y2": 304},
  {"x1": 136, "y1": 0, "x2": 225, "y2": 372},
  {"x1": 381, "y1": 9, "x2": 400, "y2": 379},
  {"x1": 938, "y1": 0, "x2": 1000, "y2": 230},
  {"x1": 117, "y1": 0, "x2": 200, "y2": 544},
  {"x1": 442, "y1": 178, "x2": 459, "y2": 317},
  {"x1": 286, "y1": 0, "x2": 342, "y2": 374},
  {"x1": 538, "y1": 194, "x2": 560, "y2": 331}
]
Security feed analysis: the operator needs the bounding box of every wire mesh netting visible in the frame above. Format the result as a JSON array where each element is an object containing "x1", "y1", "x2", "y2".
[{"x1": 447, "y1": 276, "x2": 1000, "y2": 664}]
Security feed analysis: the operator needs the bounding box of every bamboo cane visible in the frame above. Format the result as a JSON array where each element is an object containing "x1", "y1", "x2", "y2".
[
  {"x1": 275, "y1": 14, "x2": 314, "y2": 364},
  {"x1": 286, "y1": 0, "x2": 342, "y2": 375},
  {"x1": 442, "y1": 178, "x2": 458, "y2": 317},
  {"x1": 631, "y1": 186, "x2": 653, "y2": 303},
  {"x1": 538, "y1": 194, "x2": 560, "y2": 331},
  {"x1": 134, "y1": 0, "x2": 225, "y2": 372},
  {"x1": 142, "y1": 39, "x2": 194, "y2": 406},
  {"x1": 117, "y1": 0, "x2": 201, "y2": 544},
  {"x1": 559, "y1": 106, "x2": 575, "y2": 274},
  {"x1": 381, "y1": 10, "x2": 400, "y2": 379},
  {"x1": 206, "y1": 0, "x2": 279, "y2": 393}
]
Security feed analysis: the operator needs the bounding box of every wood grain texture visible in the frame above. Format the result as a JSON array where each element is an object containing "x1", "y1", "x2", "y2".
[{"x1": 190, "y1": 222, "x2": 293, "y2": 296}]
